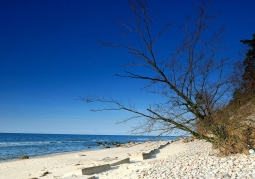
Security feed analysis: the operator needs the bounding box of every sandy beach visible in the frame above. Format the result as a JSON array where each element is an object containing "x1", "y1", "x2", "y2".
[
  {"x1": 1, "y1": 139, "x2": 255, "y2": 179},
  {"x1": 0, "y1": 141, "x2": 172, "y2": 179}
]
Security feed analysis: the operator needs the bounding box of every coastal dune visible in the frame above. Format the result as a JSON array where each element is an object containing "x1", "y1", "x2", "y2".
[{"x1": 1, "y1": 139, "x2": 255, "y2": 179}]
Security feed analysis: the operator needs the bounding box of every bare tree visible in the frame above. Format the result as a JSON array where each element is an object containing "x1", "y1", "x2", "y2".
[{"x1": 83, "y1": 0, "x2": 238, "y2": 150}]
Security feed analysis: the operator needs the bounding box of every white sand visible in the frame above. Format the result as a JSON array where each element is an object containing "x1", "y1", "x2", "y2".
[
  {"x1": 94, "y1": 140, "x2": 187, "y2": 179},
  {"x1": 0, "y1": 140, "x2": 178, "y2": 179},
  {"x1": 95, "y1": 140, "x2": 255, "y2": 178},
  {"x1": 6, "y1": 139, "x2": 254, "y2": 179}
]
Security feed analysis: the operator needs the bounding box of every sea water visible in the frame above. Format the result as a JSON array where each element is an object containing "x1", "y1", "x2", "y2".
[{"x1": 0, "y1": 133, "x2": 177, "y2": 161}]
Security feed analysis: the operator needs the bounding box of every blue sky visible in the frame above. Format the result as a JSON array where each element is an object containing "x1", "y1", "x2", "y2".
[{"x1": 0, "y1": 0, "x2": 255, "y2": 135}]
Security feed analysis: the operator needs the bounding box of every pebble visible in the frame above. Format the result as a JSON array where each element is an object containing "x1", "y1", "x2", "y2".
[
  {"x1": 140, "y1": 141, "x2": 255, "y2": 178},
  {"x1": 97, "y1": 140, "x2": 255, "y2": 178}
]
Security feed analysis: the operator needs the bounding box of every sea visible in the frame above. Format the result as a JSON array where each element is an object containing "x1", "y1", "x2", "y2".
[{"x1": 0, "y1": 133, "x2": 178, "y2": 162}]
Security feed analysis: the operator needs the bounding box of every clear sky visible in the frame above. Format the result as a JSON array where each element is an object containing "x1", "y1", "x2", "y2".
[{"x1": 0, "y1": 0, "x2": 254, "y2": 135}]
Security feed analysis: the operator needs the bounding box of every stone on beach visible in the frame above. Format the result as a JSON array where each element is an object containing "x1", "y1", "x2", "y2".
[
  {"x1": 63, "y1": 164, "x2": 111, "y2": 177},
  {"x1": 3, "y1": 139, "x2": 255, "y2": 179},
  {"x1": 110, "y1": 158, "x2": 130, "y2": 166},
  {"x1": 95, "y1": 140, "x2": 255, "y2": 179}
]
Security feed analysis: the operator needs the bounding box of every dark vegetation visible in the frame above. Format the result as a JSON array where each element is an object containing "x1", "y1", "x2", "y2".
[
  {"x1": 218, "y1": 34, "x2": 255, "y2": 155},
  {"x1": 83, "y1": 0, "x2": 255, "y2": 155}
]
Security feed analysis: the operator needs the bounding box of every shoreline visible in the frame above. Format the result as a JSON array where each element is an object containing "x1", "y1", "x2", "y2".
[
  {"x1": 0, "y1": 140, "x2": 158, "y2": 163},
  {"x1": 0, "y1": 140, "x2": 171, "y2": 179},
  {"x1": 0, "y1": 133, "x2": 177, "y2": 162},
  {"x1": 0, "y1": 147, "x2": 102, "y2": 164},
  {"x1": 2, "y1": 139, "x2": 254, "y2": 178}
]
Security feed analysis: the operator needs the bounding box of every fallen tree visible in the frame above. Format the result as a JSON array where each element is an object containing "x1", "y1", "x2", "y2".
[{"x1": 83, "y1": 0, "x2": 255, "y2": 155}]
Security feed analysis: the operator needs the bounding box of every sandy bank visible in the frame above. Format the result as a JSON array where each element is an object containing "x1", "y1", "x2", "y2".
[
  {"x1": 3, "y1": 139, "x2": 254, "y2": 179},
  {"x1": 0, "y1": 140, "x2": 173, "y2": 179}
]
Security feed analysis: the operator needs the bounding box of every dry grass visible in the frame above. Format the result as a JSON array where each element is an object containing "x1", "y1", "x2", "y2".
[{"x1": 196, "y1": 92, "x2": 255, "y2": 155}]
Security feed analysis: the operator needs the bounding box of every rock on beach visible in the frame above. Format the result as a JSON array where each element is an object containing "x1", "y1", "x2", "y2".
[
  {"x1": 95, "y1": 140, "x2": 255, "y2": 179},
  {"x1": 1, "y1": 139, "x2": 255, "y2": 179}
]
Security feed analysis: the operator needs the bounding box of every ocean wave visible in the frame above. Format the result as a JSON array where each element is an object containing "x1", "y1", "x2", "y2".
[
  {"x1": 134, "y1": 138, "x2": 150, "y2": 141},
  {"x1": 0, "y1": 140, "x2": 89, "y2": 147},
  {"x1": 0, "y1": 133, "x2": 178, "y2": 161}
]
